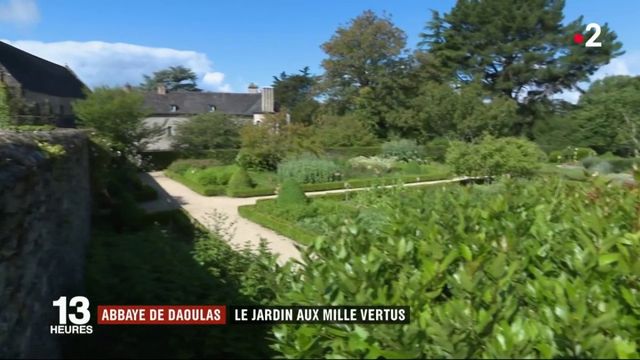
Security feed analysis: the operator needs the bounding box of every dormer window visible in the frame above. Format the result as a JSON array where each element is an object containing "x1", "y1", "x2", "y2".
[
  {"x1": 170, "y1": 104, "x2": 178, "y2": 112},
  {"x1": 209, "y1": 105, "x2": 216, "y2": 112},
  {"x1": 167, "y1": 126, "x2": 174, "y2": 136}
]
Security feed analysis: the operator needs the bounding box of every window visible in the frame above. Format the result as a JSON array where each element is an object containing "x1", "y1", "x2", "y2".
[
  {"x1": 209, "y1": 105, "x2": 216, "y2": 112},
  {"x1": 167, "y1": 126, "x2": 174, "y2": 136},
  {"x1": 170, "y1": 104, "x2": 178, "y2": 112},
  {"x1": 59, "y1": 105, "x2": 64, "y2": 115}
]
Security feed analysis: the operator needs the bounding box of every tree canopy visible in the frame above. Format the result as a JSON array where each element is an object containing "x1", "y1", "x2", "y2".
[
  {"x1": 140, "y1": 66, "x2": 202, "y2": 92},
  {"x1": 272, "y1": 67, "x2": 320, "y2": 124},
  {"x1": 419, "y1": 0, "x2": 623, "y2": 104},
  {"x1": 174, "y1": 113, "x2": 241, "y2": 154}
]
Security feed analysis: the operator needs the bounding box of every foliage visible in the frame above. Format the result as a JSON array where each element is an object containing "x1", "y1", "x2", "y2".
[
  {"x1": 227, "y1": 167, "x2": 255, "y2": 192},
  {"x1": 165, "y1": 170, "x2": 226, "y2": 196},
  {"x1": 36, "y1": 140, "x2": 66, "y2": 158},
  {"x1": 191, "y1": 165, "x2": 237, "y2": 186},
  {"x1": 348, "y1": 156, "x2": 397, "y2": 175},
  {"x1": 273, "y1": 67, "x2": 320, "y2": 124},
  {"x1": 388, "y1": 82, "x2": 518, "y2": 141},
  {"x1": 419, "y1": 0, "x2": 623, "y2": 107},
  {"x1": 73, "y1": 87, "x2": 160, "y2": 156},
  {"x1": 321, "y1": 10, "x2": 408, "y2": 115},
  {"x1": 277, "y1": 155, "x2": 342, "y2": 184},
  {"x1": 546, "y1": 76, "x2": 640, "y2": 156},
  {"x1": 446, "y1": 136, "x2": 547, "y2": 177},
  {"x1": 167, "y1": 159, "x2": 224, "y2": 174},
  {"x1": 423, "y1": 137, "x2": 452, "y2": 162},
  {"x1": 277, "y1": 179, "x2": 308, "y2": 207},
  {"x1": 237, "y1": 113, "x2": 319, "y2": 171},
  {"x1": 311, "y1": 114, "x2": 378, "y2": 147},
  {"x1": 139, "y1": 65, "x2": 202, "y2": 92},
  {"x1": 582, "y1": 156, "x2": 640, "y2": 174},
  {"x1": 0, "y1": 81, "x2": 11, "y2": 128},
  {"x1": 68, "y1": 210, "x2": 277, "y2": 358},
  {"x1": 174, "y1": 113, "x2": 241, "y2": 155},
  {"x1": 270, "y1": 178, "x2": 640, "y2": 358},
  {"x1": 549, "y1": 146, "x2": 598, "y2": 163},
  {"x1": 381, "y1": 139, "x2": 421, "y2": 161}
]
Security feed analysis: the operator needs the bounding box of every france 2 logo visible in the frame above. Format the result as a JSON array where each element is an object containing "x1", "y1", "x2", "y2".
[{"x1": 50, "y1": 296, "x2": 93, "y2": 335}]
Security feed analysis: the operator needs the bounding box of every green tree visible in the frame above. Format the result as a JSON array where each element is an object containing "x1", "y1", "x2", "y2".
[
  {"x1": 73, "y1": 87, "x2": 159, "y2": 154},
  {"x1": 543, "y1": 76, "x2": 640, "y2": 156},
  {"x1": 390, "y1": 82, "x2": 518, "y2": 142},
  {"x1": 0, "y1": 81, "x2": 11, "y2": 127},
  {"x1": 321, "y1": 10, "x2": 408, "y2": 114},
  {"x1": 311, "y1": 114, "x2": 378, "y2": 147},
  {"x1": 140, "y1": 66, "x2": 202, "y2": 92},
  {"x1": 174, "y1": 113, "x2": 241, "y2": 155},
  {"x1": 419, "y1": 0, "x2": 623, "y2": 115},
  {"x1": 236, "y1": 113, "x2": 319, "y2": 170},
  {"x1": 273, "y1": 67, "x2": 320, "y2": 124}
]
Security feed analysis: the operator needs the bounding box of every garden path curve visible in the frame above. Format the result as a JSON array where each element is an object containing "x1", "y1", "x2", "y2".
[{"x1": 140, "y1": 171, "x2": 468, "y2": 264}]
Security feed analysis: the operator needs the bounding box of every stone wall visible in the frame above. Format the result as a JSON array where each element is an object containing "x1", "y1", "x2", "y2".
[{"x1": 0, "y1": 130, "x2": 91, "y2": 358}]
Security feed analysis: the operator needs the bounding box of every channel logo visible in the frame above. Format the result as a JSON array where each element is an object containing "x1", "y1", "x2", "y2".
[{"x1": 50, "y1": 296, "x2": 93, "y2": 335}]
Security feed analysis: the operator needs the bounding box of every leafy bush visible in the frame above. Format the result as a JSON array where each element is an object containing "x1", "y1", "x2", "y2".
[
  {"x1": 277, "y1": 155, "x2": 342, "y2": 184},
  {"x1": 581, "y1": 156, "x2": 600, "y2": 169},
  {"x1": 174, "y1": 112, "x2": 241, "y2": 155},
  {"x1": 227, "y1": 167, "x2": 255, "y2": 193},
  {"x1": 609, "y1": 158, "x2": 640, "y2": 173},
  {"x1": 348, "y1": 156, "x2": 397, "y2": 175},
  {"x1": 277, "y1": 179, "x2": 308, "y2": 207},
  {"x1": 422, "y1": 137, "x2": 451, "y2": 162},
  {"x1": 381, "y1": 139, "x2": 421, "y2": 161},
  {"x1": 190, "y1": 165, "x2": 237, "y2": 186},
  {"x1": 270, "y1": 178, "x2": 640, "y2": 358},
  {"x1": 446, "y1": 136, "x2": 546, "y2": 177},
  {"x1": 551, "y1": 146, "x2": 597, "y2": 163},
  {"x1": 312, "y1": 115, "x2": 378, "y2": 147},
  {"x1": 590, "y1": 160, "x2": 613, "y2": 175}
]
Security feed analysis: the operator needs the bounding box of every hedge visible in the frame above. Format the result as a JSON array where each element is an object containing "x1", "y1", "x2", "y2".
[
  {"x1": 226, "y1": 187, "x2": 276, "y2": 198},
  {"x1": 168, "y1": 169, "x2": 453, "y2": 198},
  {"x1": 238, "y1": 204, "x2": 317, "y2": 245},
  {"x1": 202, "y1": 149, "x2": 240, "y2": 164},
  {"x1": 165, "y1": 170, "x2": 226, "y2": 196}
]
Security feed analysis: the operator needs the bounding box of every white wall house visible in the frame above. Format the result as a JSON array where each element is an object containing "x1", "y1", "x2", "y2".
[{"x1": 142, "y1": 83, "x2": 275, "y2": 151}]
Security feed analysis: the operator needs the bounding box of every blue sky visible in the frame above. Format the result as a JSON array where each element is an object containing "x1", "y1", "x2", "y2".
[{"x1": 1, "y1": 0, "x2": 639, "y2": 96}]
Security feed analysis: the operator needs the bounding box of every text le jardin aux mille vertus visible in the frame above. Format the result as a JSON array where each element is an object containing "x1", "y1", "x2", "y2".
[{"x1": 97, "y1": 306, "x2": 410, "y2": 325}]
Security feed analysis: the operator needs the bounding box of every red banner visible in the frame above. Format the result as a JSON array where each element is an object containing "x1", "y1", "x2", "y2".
[{"x1": 97, "y1": 305, "x2": 226, "y2": 325}]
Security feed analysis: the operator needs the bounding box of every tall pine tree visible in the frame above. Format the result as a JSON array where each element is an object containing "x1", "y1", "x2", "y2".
[{"x1": 419, "y1": 0, "x2": 623, "y2": 104}]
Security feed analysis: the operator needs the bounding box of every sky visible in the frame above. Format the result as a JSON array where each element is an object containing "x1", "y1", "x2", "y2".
[{"x1": 0, "y1": 0, "x2": 639, "y2": 100}]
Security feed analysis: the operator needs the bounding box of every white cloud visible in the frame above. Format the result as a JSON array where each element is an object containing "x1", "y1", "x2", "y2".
[
  {"x1": 0, "y1": 0, "x2": 39, "y2": 26},
  {"x1": 555, "y1": 51, "x2": 640, "y2": 104},
  {"x1": 1, "y1": 39, "x2": 233, "y2": 91}
]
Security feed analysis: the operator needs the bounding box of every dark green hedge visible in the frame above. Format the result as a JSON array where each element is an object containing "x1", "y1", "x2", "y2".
[
  {"x1": 165, "y1": 170, "x2": 226, "y2": 196},
  {"x1": 226, "y1": 187, "x2": 276, "y2": 198},
  {"x1": 238, "y1": 203, "x2": 317, "y2": 245},
  {"x1": 202, "y1": 149, "x2": 240, "y2": 164}
]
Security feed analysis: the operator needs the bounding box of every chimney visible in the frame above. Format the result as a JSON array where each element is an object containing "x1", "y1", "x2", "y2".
[
  {"x1": 157, "y1": 84, "x2": 167, "y2": 95},
  {"x1": 261, "y1": 87, "x2": 274, "y2": 113},
  {"x1": 248, "y1": 82, "x2": 259, "y2": 94},
  {"x1": 123, "y1": 83, "x2": 132, "y2": 92}
]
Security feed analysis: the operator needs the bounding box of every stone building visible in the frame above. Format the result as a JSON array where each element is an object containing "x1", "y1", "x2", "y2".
[
  {"x1": 0, "y1": 41, "x2": 88, "y2": 127},
  {"x1": 142, "y1": 83, "x2": 275, "y2": 151}
]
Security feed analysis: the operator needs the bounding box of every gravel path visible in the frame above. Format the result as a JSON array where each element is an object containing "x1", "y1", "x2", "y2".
[{"x1": 139, "y1": 171, "x2": 470, "y2": 264}]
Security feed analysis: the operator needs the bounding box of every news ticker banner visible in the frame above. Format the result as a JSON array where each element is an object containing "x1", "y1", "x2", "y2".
[{"x1": 97, "y1": 305, "x2": 410, "y2": 325}]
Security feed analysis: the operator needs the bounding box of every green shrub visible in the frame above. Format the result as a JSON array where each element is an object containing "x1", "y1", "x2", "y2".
[
  {"x1": 609, "y1": 158, "x2": 640, "y2": 173},
  {"x1": 347, "y1": 156, "x2": 397, "y2": 175},
  {"x1": 446, "y1": 136, "x2": 546, "y2": 177},
  {"x1": 187, "y1": 165, "x2": 236, "y2": 186},
  {"x1": 227, "y1": 167, "x2": 255, "y2": 192},
  {"x1": 552, "y1": 146, "x2": 597, "y2": 163},
  {"x1": 581, "y1": 156, "x2": 601, "y2": 169},
  {"x1": 381, "y1": 139, "x2": 421, "y2": 161},
  {"x1": 400, "y1": 161, "x2": 423, "y2": 175},
  {"x1": 236, "y1": 148, "x2": 282, "y2": 171},
  {"x1": 277, "y1": 155, "x2": 342, "y2": 184},
  {"x1": 277, "y1": 179, "x2": 308, "y2": 207},
  {"x1": 590, "y1": 161, "x2": 613, "y2": 175},
  {"x1": 270, "y1": 179, "x2": 640, "y2": 358},
  {"x1": 422, "y1": 137, "x2": 451, "y2": 162}
]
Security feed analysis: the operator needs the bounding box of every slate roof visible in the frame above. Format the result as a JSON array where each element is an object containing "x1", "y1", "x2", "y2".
[
  {"x1": 0, "y1": 41, "x2": 87, "y2": 98},
  {"x1": 143, "y1": 92, "x2": 262, "y2": 116}
]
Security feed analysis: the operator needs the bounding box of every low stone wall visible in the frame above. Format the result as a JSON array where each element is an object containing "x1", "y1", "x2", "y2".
[{"x1": 0, "y1": 130, "x2": 91, "y2": 358}]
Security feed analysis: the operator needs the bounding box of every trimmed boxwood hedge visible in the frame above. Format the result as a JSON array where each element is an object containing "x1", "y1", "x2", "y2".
[
  {"x1": 165, "y1": 170, "x2": 226, "y2": 196},
  {"x1": 238, "y1": 203, "x2": 317, "y2": 245}
]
